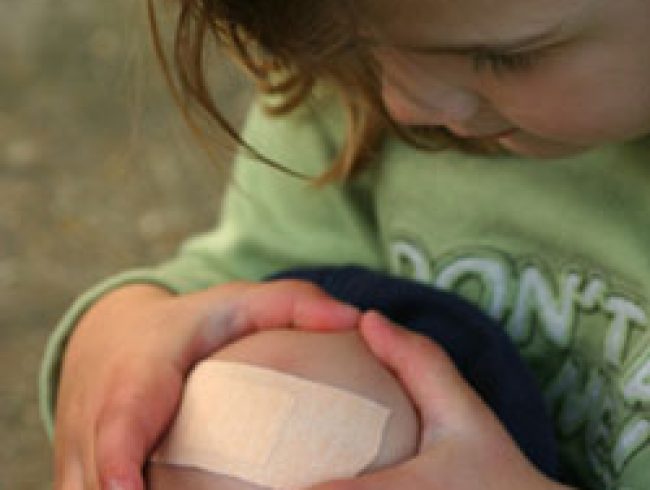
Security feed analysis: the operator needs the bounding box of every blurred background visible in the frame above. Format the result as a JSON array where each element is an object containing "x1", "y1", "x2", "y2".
[{"x1": 1, "y1": 1, "x2": 251, "y2": 488}]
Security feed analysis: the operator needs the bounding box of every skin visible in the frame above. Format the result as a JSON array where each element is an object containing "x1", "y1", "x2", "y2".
[
  {"x1": 366, "y1": 0, "x2": 650, "y2": 158},
  {"x1": 53, "y1": 3, "x2": 650, "y2": 490},
  {"x1": 147, "y1": 330, "x2": 419, "y2": 490},
  {"x1": 56, "y1": 283, "x2": 573, "y2": 490},
  {"x1": 308, "y1": 312, "x2": 573, "y2": 490},
  {"x1": 53, "y1": 281, "x2": 361, "y2": 490}
]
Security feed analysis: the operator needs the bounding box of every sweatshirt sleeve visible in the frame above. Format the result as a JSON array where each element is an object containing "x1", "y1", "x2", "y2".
[{"x1": 39, "y1": 95, "x2": 384, "y2": 439}]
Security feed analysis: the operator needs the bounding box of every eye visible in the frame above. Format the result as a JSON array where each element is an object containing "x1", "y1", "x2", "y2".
[{"x1": 470, "y1": 50, "x2": 538, "y2": 76}]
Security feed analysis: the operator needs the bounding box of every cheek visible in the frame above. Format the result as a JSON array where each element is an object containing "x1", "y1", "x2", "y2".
[{"x1": 492, "y1": 48, "x2": 650, "y2": 145}]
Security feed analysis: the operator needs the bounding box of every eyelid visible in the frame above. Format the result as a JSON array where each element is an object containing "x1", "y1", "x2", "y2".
[
  {"x1": 470, "y1": 50, "x2": 537, "y2": 75},
  {"x1": 394, "y1": 42, "x2": 547, "y2": 64},
  {"x1": 419, "y1": 33, "x2": 568, "y2": 61},
  {"x1": 469, "y1": 37, "x2": 560, "y2": 58},
  {"x1": 397, "y1": 32, "x2": 557, "y2": 57},
  {"x1": 484, "y1": 36, "x2": 573, "y2": 57},
  {"x1": 467, "y1": 46, "x2": 540, "y2": 64}
]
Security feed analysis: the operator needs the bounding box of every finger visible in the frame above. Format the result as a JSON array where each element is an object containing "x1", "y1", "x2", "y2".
[
  {"x1": 94, "y1": 408, "x2": 151, "y2": 490},
  {"x1": 94, "y1": 365, "x2": 183, "y2": 490},
  {"x1": 55, "y1": 430, "x2": 99, "y2": 490},
  {"x1": 178, "y1": 280, "x2": 361, "y2": 368},
  {"x1": 56, "y1": 459, "x2": 85, "y2": 490},
  {"x1": 53, "y1": 385, "x2": 88, "y2": 490},
  {"x1": 244, "y1": 280, "x2": 361, "y2": 332},
  {"x1": 55, "y1": 427, "x2": 99, "y2": 490},
  {"x1": 94, "y1": 408, "x2": 149, "y2": 490},
  {"x1": 358, "y1": 311, "x2": 486, "y2": 435}
]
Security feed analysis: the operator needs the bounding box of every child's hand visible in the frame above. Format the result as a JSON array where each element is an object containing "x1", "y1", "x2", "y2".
[
  {"x1": 309, "y1": 311, "x2": 575, "y2": 490},
  {"x1": 53, "y1": 280, "x2": 360, "y2": 490}
]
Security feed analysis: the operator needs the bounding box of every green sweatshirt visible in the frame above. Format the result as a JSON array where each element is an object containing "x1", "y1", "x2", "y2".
[{"x1": 40, "y1": 93, "x2": 650, "y2": 490}]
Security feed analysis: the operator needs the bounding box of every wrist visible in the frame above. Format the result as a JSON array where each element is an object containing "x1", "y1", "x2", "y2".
[
  {"x1": 77, "y1": 283, "x2": 174, "y2": 325},
  {"x1": 63, "y1": 283, "x2": 176, "y2": 368}
]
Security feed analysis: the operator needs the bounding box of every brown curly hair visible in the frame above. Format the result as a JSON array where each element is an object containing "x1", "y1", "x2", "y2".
[{"x1": 146, "y1": 0, "x2": 502, "y2": 182}]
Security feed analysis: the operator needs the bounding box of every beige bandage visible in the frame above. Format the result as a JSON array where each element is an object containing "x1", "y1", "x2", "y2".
[{"x1": 152, "y1": 360, "x2": 391, "y2": 490}]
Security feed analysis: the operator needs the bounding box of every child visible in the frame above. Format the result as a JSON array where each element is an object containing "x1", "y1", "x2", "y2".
[{"x1": 41, "y1": 0, "x2": 650, "y2": 489}]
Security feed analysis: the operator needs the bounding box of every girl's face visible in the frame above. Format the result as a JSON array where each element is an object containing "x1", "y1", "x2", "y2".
[{"x1": 368, "y1": 0, "x2": 650, "y2": 158}]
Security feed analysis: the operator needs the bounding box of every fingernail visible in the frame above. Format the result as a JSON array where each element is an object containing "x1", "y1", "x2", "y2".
[
  {"x1": 106, "y1": 479, "x2": 127, "y2": 490},
  {"x1": 101, "y1": 468, "x2": 140, "y2": 490},
  {"x1": 366, "y1": 310, "x2": 395, "y2": 327},
  {"x1": 359, "y1": 311, "x2": 393, "y2": 339}
]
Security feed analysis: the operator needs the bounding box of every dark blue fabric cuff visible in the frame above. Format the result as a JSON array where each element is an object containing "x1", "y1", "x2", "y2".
[{"x1": 268, "y1": 265, "x2": 559, "y2": 479}]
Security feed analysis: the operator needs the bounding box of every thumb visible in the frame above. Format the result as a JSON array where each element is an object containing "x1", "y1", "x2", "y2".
[
  {"x1": 357, "y1": 311, "x2": 489, "y2": 441},
  {"x1": 177, "y1": 280, "x2": 361, "y2": 369}
]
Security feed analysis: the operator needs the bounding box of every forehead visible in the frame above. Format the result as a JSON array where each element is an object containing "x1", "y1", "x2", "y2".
[{"x1": 364, "y1": 0, "x2": 597, "y2": 45}]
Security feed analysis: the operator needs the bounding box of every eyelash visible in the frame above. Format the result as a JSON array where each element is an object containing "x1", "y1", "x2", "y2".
[{"x1": 470, "y1": 50, "x2": 537, "y2": 75}]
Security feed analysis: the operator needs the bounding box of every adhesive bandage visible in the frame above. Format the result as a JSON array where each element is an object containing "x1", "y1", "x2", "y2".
[{"x1": 152, "y1": 360, "x2": 391, "y2": 490}]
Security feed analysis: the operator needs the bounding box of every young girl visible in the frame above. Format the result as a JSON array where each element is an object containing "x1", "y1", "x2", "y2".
[{"x1": 41, "y1": 0, "x2": 650, "y2": 489}]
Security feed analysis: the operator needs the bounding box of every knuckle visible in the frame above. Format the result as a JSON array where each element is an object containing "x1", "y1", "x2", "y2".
[{"x1": 409, "y1": 331, "x2": 450, "y2": 362}]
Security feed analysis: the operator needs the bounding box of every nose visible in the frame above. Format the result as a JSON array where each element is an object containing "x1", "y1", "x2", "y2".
[{"x1": 382, "y1": 76, "x2": 482, "y2": 128}]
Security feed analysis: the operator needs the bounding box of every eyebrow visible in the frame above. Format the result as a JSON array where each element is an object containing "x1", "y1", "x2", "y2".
[{"x1": 375, "y1": 24, "x2": 563, "y2": 55}]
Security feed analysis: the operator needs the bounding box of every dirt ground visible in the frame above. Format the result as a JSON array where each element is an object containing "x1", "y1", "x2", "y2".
[{"x1": 1, "y1": 1, "x2": 251, "y2": 488}]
